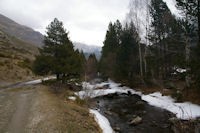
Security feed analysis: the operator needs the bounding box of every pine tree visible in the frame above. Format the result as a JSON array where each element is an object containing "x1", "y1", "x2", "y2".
[
  {"x1": 147, "y1": 0, "x2": 185, "y2": 80},
  {"x1": 175, "y1": 0, "x2": 199, "y2": 87},
  {"x1": 115, "y1": 22, "x2": 140, "y2": 83},
  {"x1": 86, "y1": 54, "x2": 98, "y2": 80},
  {"x1": 33, "y1": 18, "x2": 82, "y2": 81},
  {"x1": 99, "y1": 21, "x2": 122, "y2": 79}
]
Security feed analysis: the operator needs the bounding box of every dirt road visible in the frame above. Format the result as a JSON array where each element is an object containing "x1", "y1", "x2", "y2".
[
  {"x1": 0, "y1": 84, "x2": 101, "y2": 133},
  {"x1": 0, "y1": 86, "x2": 36, "y2": 133}
]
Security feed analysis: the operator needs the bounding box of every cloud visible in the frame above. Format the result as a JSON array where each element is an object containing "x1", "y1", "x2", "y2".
[{"x1": 0, "y1": 0, "x2": 177, "y2": 46}]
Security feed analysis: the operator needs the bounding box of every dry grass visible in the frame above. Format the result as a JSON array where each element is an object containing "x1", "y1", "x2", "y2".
[
  {"x1": 28, "y1": 86, "x2": 101, "y2": 133},
  {"x1": 0, "y1": 31, "x2": 39, "y2": 87},
  {"x1": 134, "y1": 85, "x2": 173, "y2": 96},
  {"x1": 181, "y1": 87, "x2": 200, "y2": 105}
]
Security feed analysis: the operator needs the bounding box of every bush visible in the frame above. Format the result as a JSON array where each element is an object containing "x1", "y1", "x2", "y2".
[
  {"x1": 0, "y1": 53, "x2": 6, "y2": 57},
  {"x1": 42, "y1": 79, "x2": 57, "y2": 86},
  {"x1": 171, "y1": 89, "x2": 182, "y2": 101},
  {"x1": 75, "y1": 96, "x2": 86, "y2": 105},
  {"x1": 17, "y1": 58, "x2": 32, "y2": 69}
]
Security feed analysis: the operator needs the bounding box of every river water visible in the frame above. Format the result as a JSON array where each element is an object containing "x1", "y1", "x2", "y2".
[{"x1": 91, "y1": 92, "x2": 174, "y2": 133}]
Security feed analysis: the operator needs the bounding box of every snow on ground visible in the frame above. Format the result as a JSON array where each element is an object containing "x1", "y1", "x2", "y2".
[
  {"x1": 76, "y1": 80, "x2": 200, "y2": 120},
  {"x1": 24, "y1": 76, "x2": 56, "y2": 85},
  {"x1": 82, "y1": 81, "x2": 109, "y2": 90},
  {"x1": 68, "y1": 96, "x2": 76, "y2": 101},
  {"x1": 142, "y1": 92, "x2": 200, "y2": 120},
  {"x1": 90, "y1": 109, "x2": 114, "y2": 133}
]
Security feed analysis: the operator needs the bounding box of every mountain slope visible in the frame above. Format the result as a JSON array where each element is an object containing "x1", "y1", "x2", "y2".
[
  {"x1": 0, "y1": 30, "x2": 39, "y2": 87},
  {"x1": 0, "y1": 14, "x2": 43, "y2": 46},
  {"x1": 73, "y1": 42, "x2": 102, "y2": 60}
]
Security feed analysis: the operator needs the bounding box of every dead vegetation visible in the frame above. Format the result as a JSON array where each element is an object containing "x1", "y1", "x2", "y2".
[
  {"x1": 0, "y1": 30, "x2": 39, "y2": 88},
  {"x1": 27, "y1": 85, "x2": 101, "y2": 133}
]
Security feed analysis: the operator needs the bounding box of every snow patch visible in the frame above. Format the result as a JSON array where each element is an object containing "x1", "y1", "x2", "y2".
[
  {"x1": 24, "y1": 76, "x2": 56, "y2": 85},
  {"x1": 90, "y1": 109, "x2": 114, "y2": 133},
  {"x1": 82, "y1": 81, "x2": 109, "y2": 90},
  {"x1": 176, "y1": 68, "x2": 186, "y2": 73},
  {"x1": 68, "y1": 96, "x2": 76, "y2": 101}
]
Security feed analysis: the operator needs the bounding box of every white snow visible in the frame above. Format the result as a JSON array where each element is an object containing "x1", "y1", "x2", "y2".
[
  {"x1": 76, "y1": 80, "x2": 200, "y2": 120},
  {"x1": 82, "y1": 81, "x2": 109, "y2": 90},
  {"x1": 176, "y1": 68, "x2": 186, "y2": 73},
  {"x1": 24, "y1": 76, "x2": 56, "y2": 85},
  {"x1": 142, "y1": 92, "x2": 200, "y2": 120},
  {"x1": 68, "y1": 96, "x2": 76, "y2": 101},
  {"x1": 89, "y1": 109, "x2": 114, "y2": 133},
  {"x1": 173, "y1": 66, "x2": 187, "y2": 73}
]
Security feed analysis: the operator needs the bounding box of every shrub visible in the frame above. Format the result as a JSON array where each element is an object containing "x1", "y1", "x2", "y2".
[
  {"x1": 75, "y1": 95, "x2": 86, "y2": 105},
  {"x1": 17, "y1": 58, "x2": 32, "y2": 69}
]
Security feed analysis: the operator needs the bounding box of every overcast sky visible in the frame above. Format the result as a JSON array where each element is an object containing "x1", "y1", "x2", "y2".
[{"x1": 0, "y1": 0, "x2": 177, "y2": 46}]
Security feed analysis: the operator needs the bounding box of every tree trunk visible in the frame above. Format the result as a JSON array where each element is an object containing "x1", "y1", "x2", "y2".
[
  {"x1": 139, "y1": 43, "x2": 143, "y2": 77},
  {"x1": 185, "y1": 12, "x2": 191, "y2": 88},
  {"x1": 56, "y1": 74, "x2": 60, "y2": 80},
  {"x1": 144, "y1": 46, "x2": 147, "y2": 76},
  {"x1": 198, "y1": 0, "x2": 200, "y2": 44},
  {"x1": 144, "y1": 1, "x2": 149, "y2": 77},
  {"x1": 185, "y1": 36, "x2": 191, "y2": 87}
]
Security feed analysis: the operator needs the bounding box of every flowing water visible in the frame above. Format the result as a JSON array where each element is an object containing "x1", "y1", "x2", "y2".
[{"x1": 92, "y1": 92, "x2": 174, "y2": 133}]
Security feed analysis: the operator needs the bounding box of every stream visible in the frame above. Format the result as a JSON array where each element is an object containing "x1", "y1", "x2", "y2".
[
  {"x1": 91, "y1": 92, "x2": 174, "y2": 133},
  {"x1": 78, "y1": 79, "x2": 200, "y2": 133}
]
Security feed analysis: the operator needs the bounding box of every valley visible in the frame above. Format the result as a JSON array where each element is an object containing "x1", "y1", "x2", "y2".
[{"x1": 0, "y1": 0, "x2": 200, "y2": 132}]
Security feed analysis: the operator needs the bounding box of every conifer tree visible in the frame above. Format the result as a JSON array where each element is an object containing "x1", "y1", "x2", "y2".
[
  {"x1": 99, "y1": 21, "x2": 122, "y2": 79},
  {"x1": 33, "y1": 18, "x2": 82, "y2": 81}
]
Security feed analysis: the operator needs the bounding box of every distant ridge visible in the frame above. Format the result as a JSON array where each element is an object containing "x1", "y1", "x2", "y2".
[
  {"x1": 73, "y1": 42, "x2": 102, "y2": 60},
  {"x1": 0, "y1": 14, "x2": 44, "y2": 46}
]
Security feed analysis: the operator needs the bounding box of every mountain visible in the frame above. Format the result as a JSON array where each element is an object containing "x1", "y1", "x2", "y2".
[
  {"x1": 0, "y1": 14, "x2": 43, "y2": 46},
  {"x1": 0, "y1": 30, "x2": 39, "y2": 87},
  {"x1": 0, "y1": 14, "x2": 102, "y2": 59},
  {"x1": 73, "y1": 42, "x2": 102, "y2": 60}
]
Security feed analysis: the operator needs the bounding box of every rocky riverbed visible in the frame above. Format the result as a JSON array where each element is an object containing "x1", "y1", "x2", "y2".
[{"x1": 91, "y1": 92, "x2": 175, "y2": 133}]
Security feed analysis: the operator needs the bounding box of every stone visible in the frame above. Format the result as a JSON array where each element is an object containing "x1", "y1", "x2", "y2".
[
  {"x1": 143, "y1": 111, "x2": 147, "y2": 114},
  {"x1": 105, "y1": 111, "x2": 112, "y2": 115},
  {"x1": 169, "y1": 117, "x2": 179, "y2": 124},
  {"x1": 130, "y1": 116, "x2": 142, "y2": 125},
  {"x1": 114, "y1": 127, "x2": 120, "y2": 132},
  {"x1": 136, "y1": 101, "x2": 145, "y2": 105}
]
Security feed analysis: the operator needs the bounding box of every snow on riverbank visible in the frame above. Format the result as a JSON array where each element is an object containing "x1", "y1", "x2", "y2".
[
  {"x1": 142, "y1": 92, "x2": 200, "y2": 120},
  {"x1": 76, "y1": 80, "x2": 200, "y2": 120},
  {"x1": 90, "y1": 109, "x2": 114, "y2": 133}
]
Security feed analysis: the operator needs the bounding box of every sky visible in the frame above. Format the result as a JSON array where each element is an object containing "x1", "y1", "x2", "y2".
[{"x1": 0, "y1": 0, "x2": 177, "y2": 46}]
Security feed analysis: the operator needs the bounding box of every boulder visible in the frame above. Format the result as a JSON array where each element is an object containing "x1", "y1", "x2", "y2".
[
  {"x1": 136, "y1": 101, "x2": 145, "y2": 105},
  {"x1": 169, "y1": 117, "x2": 179, "y2": 124},
  {"x1": 114, "y1": 127, "x2": 120, "y2": 132},
  {"x1": 104, "y1": 111, "x2": 112, "y2": 115}
]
